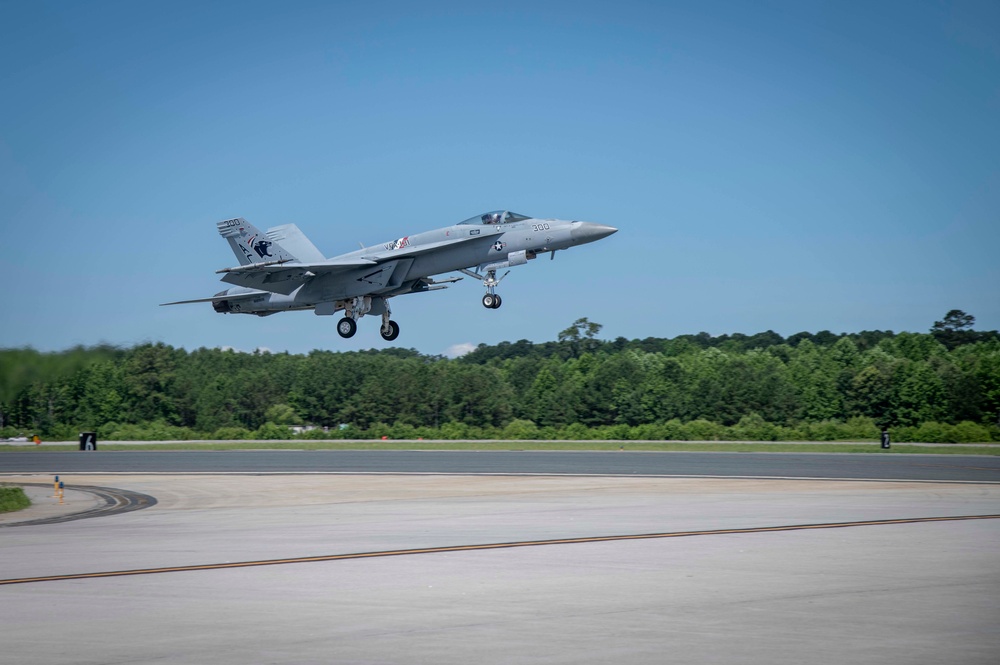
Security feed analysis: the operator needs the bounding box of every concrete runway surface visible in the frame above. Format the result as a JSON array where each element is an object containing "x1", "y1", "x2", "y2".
[{"x1": 2, "y1": 471, "x2": 999, "y2": 664}]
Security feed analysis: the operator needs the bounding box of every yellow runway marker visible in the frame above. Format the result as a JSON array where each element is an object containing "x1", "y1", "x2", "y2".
[{"x1": 3, "y1": 513, "x2": 999, "y2": 586}]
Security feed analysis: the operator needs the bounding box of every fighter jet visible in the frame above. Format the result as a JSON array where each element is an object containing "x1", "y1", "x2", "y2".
[{"x1": 161, "y1": 210, "x2": 617, "y2": 340}]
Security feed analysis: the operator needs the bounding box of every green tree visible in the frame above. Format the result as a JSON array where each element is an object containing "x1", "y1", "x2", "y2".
[
  {"x1": 121, "y1": 344, "x2": 180, "y2": 424},
  {"x1": 892, "y1": 362, "x2": 947, "y2": 426},
  {"x1": 524, "y1": 363, "x2": 577, "y2": 427},
  {"x1": 558, "y1": 318, "x2": 603, "y2": 357},
  {"x1": 849, "y1": 348, "x2": 899, "y2": 425},
  {"x1": 265, "y1": 403, "x2": 300, "y2": 425},
  {"x1": 931, "y1": 309, "x2": 977, "y2": 350}
]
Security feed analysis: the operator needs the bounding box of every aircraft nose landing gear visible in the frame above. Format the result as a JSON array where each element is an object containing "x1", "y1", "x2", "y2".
[
  {"x1": 458, "y1": 266, "x2": 511, "y2": 310},
  {"x1": 480, "y1": 269, "x2": 507, "y2": 309}
]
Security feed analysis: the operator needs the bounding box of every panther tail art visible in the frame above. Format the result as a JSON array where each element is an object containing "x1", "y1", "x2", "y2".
[{"x1": 216, "y1": 217, "x2": 298, "y2": 265}]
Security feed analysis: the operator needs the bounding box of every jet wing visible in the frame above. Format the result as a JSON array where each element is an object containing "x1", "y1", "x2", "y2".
[
  {"x1": 215, "y1": 258, "x2": 378, "y2": 295},
  {"x1": 360, "y1": 233, "x2": 496, "y2": 263}
]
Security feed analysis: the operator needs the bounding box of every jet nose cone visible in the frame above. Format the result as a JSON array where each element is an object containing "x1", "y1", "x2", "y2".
[{"x1": 571, "y1": 222, "x2": 618, "y2": 243}]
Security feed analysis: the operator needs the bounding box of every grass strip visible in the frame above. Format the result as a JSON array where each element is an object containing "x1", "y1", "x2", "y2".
[
  {"x1": 0, "y1": 486, "x2": 31, "y2": 513},
  {"x1": 1, "y1": 441, "x2": 998, "y2": 455}
]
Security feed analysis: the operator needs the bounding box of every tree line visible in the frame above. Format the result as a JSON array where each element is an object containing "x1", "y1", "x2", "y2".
[{"x1": 1, "y1": 312, "x2": 998, "y2": 443}]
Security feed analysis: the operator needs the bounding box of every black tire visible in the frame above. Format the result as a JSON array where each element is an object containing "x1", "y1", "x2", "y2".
[
  {"x1": 482, "y1": 294, "x2": 495, "y2": 308},
  {"x1": 337, "y1": 317, "x2": 357, "y2": 338},
  {"x1": 380, "y1": 320, "x2": 400, "y2": 341},
  {"x1": 491, "y1": 294, "x2": 502, "y2": 309}
]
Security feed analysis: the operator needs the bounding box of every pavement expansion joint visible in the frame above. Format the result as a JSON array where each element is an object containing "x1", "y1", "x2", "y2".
[{"x1": 3, "y1": 512, "x2": 998, "y2": 587}]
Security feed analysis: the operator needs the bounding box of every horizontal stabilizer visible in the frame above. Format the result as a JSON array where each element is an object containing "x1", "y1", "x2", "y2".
[
  {"x1": 160, "y1": 296, "x2": 226, "y2": 306},
  {"x1": 160, "y1": 290, "x2": 268, "y2": 306}
]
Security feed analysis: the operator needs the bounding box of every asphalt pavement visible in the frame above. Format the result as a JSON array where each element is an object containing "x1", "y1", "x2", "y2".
[{"x1": 2, "y1": 449, "x2": 1000, "y2": 482}]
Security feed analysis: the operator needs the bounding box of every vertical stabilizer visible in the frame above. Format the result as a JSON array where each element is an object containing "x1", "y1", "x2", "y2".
[
  {"x1": 266, "y1": 224, "x2": 326, "y2": 263},
  {"x1": 216, "y1": 217, "x2": 297, "y2": 265}
]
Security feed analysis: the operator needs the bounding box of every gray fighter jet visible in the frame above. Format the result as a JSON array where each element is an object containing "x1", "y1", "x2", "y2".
[{"x1": 162, "y1": 210, "x2": 617, "y2": 340}]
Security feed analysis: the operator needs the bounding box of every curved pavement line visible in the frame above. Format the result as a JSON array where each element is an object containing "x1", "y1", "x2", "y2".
[
  {"x1": 2, "y1": 513, "x2": 998, "y2": 586},
  {"x1": 0, "y1": 483, "x2": 157, "y2": 528}
]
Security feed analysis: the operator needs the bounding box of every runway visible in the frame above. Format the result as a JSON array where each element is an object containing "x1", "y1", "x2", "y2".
[
  {"x1": 2, "y1": 453, "x2": 999, "y2": 664},
  {"x1": 4, "y1": 449, "x2": 1000, "y2": 482}
]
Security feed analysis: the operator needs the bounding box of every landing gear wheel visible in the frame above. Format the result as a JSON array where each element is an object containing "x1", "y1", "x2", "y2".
[
  {"x1": 482, "y1": 294, "x2": 496, "y2": 309},
  {"x1": 380, "y1": 320, "x2": 400, "y2": 341},
  {"x1": 337, "y1": 317, "x2": 357, "y2": 338},
  {"x1": 491, "y1": 294, "x2": 502, "y2": 309}
]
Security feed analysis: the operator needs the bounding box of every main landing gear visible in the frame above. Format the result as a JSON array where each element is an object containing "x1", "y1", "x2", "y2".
[
  {"x1": 379, "y1": 320, "x2": 400, "y2": 341},
  {"x1": 336, "y1": 296, "x2": 400, "y2": 341},
  {"x1": 336, "y1": 317, "x2": 357, "y2": 338}
]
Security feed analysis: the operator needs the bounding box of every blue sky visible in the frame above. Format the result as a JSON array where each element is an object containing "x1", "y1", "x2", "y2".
[{"x1": 1, "y1": 0, "x2": 997, "y2": 357}]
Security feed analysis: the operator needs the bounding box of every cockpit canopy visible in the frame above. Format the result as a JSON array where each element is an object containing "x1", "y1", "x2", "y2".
[{"x1": 457, "y1": 210, "x2": 532, "y2": 226}]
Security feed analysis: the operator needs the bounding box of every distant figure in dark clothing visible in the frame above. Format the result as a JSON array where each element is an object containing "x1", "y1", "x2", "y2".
[{"x1": 880, "y1": 427, "x2": 891, "y2": 449}]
